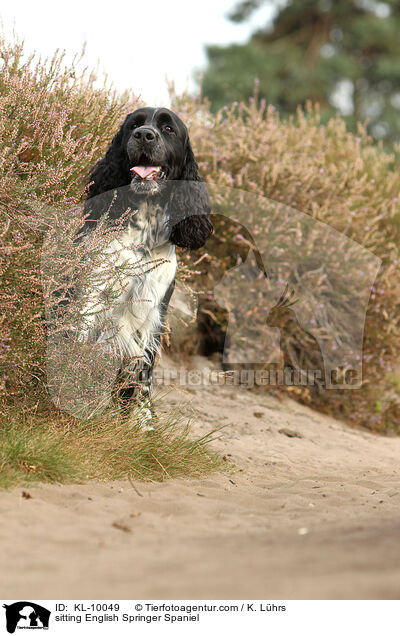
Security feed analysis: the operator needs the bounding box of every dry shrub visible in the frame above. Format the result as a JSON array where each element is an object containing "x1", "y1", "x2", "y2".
[
  {"x1": 0, "y1": 36, "x2": 141, "y2": 411},
  {"x1": 170, "y1": 92, "x2": 400, "y2": 433}
]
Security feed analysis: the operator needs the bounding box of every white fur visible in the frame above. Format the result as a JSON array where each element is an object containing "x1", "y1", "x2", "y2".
[{"x1": 78, "y1": 206, "x2": 176, "y2": 365}]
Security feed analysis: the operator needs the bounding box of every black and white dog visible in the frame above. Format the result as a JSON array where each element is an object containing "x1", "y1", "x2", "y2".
[{"x1": 76, "y1": 107, "x2": 213, "y2": 420}]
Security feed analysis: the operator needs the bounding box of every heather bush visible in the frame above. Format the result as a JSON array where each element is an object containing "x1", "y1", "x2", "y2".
[
  {"x1": 0, "y1": 36, "x2": 141, "y2": 203},
  {"x1": 1, "y1": 36, "x2": 400, "y2": 435},
  {"x1": 170, "y1": 92, "x2": 400, "y2": 433},
  {"x1": 0, "y1": 36, "x2": 141, "y2": 408}
]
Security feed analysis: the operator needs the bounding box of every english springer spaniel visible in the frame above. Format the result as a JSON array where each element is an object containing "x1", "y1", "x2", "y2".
[{"x1": 76, "y1": 107, "x2": 213, "y2": 422}]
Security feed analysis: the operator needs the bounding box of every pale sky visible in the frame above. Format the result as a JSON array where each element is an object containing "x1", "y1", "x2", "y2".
[{"x1": 0, "y1": 0, "x2": 275, "y2": 105}]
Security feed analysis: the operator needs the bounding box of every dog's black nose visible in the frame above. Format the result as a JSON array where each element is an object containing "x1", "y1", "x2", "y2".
[{"x1": 133, "y1": 127, "x2": 158, "y2": 142}]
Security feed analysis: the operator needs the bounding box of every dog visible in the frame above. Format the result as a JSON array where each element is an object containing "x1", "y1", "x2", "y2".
[{"x1": 75, "y1": 107, "x2": 213, "y2": 421}]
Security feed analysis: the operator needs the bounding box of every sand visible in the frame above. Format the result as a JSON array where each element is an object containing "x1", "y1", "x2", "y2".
[{"x1": 1, "y1": 356, "x2": 400, "y2": 600}]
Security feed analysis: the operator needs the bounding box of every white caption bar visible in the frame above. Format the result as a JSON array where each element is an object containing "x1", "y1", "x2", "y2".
[{"x1": 1, "y1": 600, "x2": 399, "y2": 635}]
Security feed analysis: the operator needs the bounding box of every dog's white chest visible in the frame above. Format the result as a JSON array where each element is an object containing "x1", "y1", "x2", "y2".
[{"x1": 81, "y1": 207, "x2": 177, "y2": 362}]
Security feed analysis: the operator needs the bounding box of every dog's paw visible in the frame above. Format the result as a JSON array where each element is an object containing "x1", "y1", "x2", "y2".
[
  {"x1": 138, "y1": 407, "x2": 154, "y2": 431},
  {"x1": 126, "y1": 402, "x2": 154, "y2": 431}
]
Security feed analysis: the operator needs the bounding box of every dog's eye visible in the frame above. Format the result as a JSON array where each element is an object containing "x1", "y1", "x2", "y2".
[{"x1": 163, "y1": 125, "x2": 174, "y2": 133}]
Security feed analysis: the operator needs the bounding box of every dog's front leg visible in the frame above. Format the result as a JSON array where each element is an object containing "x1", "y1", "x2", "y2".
[{"x1": 116, "y1": 279, "x2": 176, "y2": 428}]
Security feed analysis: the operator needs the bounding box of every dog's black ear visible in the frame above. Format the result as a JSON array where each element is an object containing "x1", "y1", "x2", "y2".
[
  {"x1": 179, "y1": 140, "x2": 202, "y2": 181},
  {"x1": 168, "y1": 139, "x2": 213, "y2": 250},
  {"x1": 80, "y1": 116, "x2": 132, "y2": 233},
  {"x1": 86, "y1": 117, "x2": 131, "y2": 202}
]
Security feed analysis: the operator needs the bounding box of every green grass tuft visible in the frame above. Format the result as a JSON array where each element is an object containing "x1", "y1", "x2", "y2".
[
  {"x1": 0, "y1": 419, "x2": 81, "y2": 488},
  {"x1": 0, "y1": 404, "x2": 222, "y2": 489}
]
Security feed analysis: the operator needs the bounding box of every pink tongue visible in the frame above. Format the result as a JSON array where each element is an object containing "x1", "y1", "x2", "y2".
[{"x1": 130, "y1": 166, "x2": 160, "y2": 179}]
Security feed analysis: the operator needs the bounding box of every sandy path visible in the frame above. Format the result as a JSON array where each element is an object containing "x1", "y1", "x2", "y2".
[{"x1": 1, "y1": 359, "x2": 400, "y2": 600}]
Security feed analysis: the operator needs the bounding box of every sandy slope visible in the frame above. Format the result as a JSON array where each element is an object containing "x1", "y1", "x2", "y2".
[{"x1": 1, "y1": 357, "x2": 400, "y2": 600}]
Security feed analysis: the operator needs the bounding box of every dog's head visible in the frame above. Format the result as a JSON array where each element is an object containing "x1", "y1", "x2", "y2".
[
  {"x1": 84, "y1": 107, "x2": 213, "y2": 249},
  {"x1": 125, "y1": 107, "x2": 189, "y2": 195}
]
